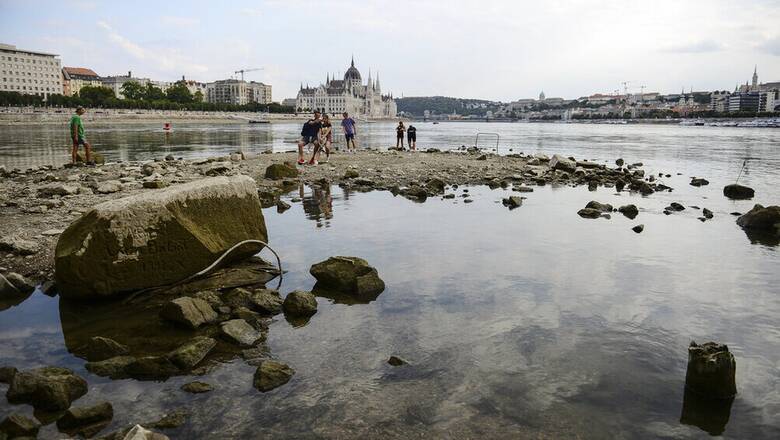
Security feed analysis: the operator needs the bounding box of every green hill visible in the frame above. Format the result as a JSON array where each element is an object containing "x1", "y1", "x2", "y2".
[{"x1": 396, "y1": 96, "x2": 503, "y2": 117}]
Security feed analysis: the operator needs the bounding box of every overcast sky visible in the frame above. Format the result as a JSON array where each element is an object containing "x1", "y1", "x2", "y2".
[{"x1": 1, "y1": 0, "x2": 779, "y2": 102}]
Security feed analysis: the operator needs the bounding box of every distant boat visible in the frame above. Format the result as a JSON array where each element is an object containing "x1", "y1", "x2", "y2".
[
  {"x1": 432, "y1": 121, "x2": 439, "y2": 124},
  {"x1": 248, "y1": 119, "x2": 270, "y2": 124}
]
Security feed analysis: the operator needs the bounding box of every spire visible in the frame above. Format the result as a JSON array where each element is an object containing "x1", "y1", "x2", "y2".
[
  {"x1": 326, "y1": 73, "x2": 329, "y2": 84},
  {"x1": 375, "y1": 72, "x2": 380, "y2": 91},
  {"x1": 752, "y1": 65, "x2": 759, "y2": 89},
  {"x1": 351, "y1": 55, "x2": 355, "y2": 68}
]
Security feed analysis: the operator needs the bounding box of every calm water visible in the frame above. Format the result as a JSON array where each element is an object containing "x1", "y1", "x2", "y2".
[{"x1": 1, "y1": 122, "x2": 779, "y2": 438}]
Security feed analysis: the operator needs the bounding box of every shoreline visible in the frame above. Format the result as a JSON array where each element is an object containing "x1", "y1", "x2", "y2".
[{"x1": 0, "y1": 149, "x2": 667, "y2": 282}]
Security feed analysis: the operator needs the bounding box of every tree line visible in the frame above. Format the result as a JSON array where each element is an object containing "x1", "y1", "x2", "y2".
[{"x1": 0, "y1": 80, "x2": 294, "y2": 113}]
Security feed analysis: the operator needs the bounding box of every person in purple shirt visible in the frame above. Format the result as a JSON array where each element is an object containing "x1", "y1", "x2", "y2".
[{"x1": 341, "y1": 112, "x2": 357, "y2": 153}]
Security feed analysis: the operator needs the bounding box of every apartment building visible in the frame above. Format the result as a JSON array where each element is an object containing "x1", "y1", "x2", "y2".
[
  {"x1": 0, "y1": 43, "x2": 63, "y2": 99},
  {"x1": 62, "y1": 67, "x2": 101, "y2": 96}
]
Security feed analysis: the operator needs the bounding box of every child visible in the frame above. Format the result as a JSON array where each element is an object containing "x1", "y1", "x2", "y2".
[{"x1": 312, "y1": 114, "x2": 333, "y2": 164}]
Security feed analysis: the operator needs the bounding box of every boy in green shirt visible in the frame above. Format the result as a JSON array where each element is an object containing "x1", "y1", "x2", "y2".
[{"x1": 69, "y1": 107, "x2": 92, "y2": 164}]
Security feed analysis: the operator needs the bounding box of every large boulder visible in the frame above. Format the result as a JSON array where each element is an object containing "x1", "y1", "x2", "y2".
[
  {"x1": 549, "y1": 154, "x2": 577, "y2": 173},
  {"x1": 0, "y1": 413, "x2": 41, "y2": 438},
  {"x1": 310, "y1": 256, "x2": 385, "y2": 299},
  {"x1": 81, "y1": 336, "x2": 130, "y2": 362},
  {"x1": 253, "y1": 360, "x2": 294, "y2": 392},
  {"x1": 723, "y1": 184, "x2": 754, "y2": 200},
  {"x1": 6, "y1": 366, "x2": 88, "y2": 411},
  {"x1": 736, "y1": 204, "x2": 780, "y2": 236},
  {"x1": 55, "y1": 176, "x2": 268, "y2": 299},
  {"x1": 282, "y1": 290, "x2": 318, "y2": 316}
]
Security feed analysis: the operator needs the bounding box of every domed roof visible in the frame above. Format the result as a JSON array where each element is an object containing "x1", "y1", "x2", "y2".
[{"x1": 344, "y1": 57, "x2": 361, "y2": 82}]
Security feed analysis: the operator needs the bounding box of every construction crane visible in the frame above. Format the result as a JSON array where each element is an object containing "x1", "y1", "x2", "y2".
[{"x1": 234, "y1": 68, "x2": 264, "y2": 81}]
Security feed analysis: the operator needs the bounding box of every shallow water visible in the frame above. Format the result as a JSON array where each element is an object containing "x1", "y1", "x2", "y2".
[{"x1": 1, "y1": 123, "x2": 780, "y2": 438}]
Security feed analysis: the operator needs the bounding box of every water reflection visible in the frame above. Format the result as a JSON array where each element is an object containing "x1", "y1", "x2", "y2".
[
  {"x1": 680, "y1": 388, "x2": 734, "y2": 435},
  {"x1": 299, "y1": 182, "x2": 333, "y2": 228}
]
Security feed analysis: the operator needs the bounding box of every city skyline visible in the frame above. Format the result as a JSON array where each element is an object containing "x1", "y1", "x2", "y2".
[{"x1": 1, "y1": 0, "x2": 779, "y2": 101}]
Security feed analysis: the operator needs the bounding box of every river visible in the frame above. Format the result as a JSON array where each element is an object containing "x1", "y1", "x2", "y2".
[{"x1": 1, "y1": 122, "x2": 778, "y2": 438}]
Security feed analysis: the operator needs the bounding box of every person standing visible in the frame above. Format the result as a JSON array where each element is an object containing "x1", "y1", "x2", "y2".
[
  {"x1": 311, "y1": 114, "x2": 333, "y2": 164},
  {"x1": 396, "y1": 121, "x2": 406, "y2": 149},
  {"x1": 69, "y1": 106, "x2": 92, "y2": 164},
  {"x1": 341, "y1": 112, "x2": 357, "y2": 153},
  {"x1": 297, "y1": 110, "x2": 322, "y2": 165},
  {"x1": 407, "y1": 124, "x2": 417, "y2": 151}
]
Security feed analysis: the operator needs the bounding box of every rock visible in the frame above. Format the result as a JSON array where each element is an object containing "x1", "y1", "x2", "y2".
[
  {"x1": 476, "y1": 154, "x2": 487, "y2": 161},
  {"x1": 577, "y1": 208, "x2": 602, "y2": 219},
  {"x1": 343, "y1": 169, "x2": 359, "y2": 179},
  {"x1": 690, "y1": 178, "x2": 709, "y2": 187},
  {"x1": 632, "y1": 224, "x2": 644, "y2": 233},
  {"x1": 97, "y1": 180, "x2": 123, "y2": 194},
  {"x1": 549, "y1": 154, "x2": 576, "y2": 173},
  {"x1": 618, "y1": 204, "x2": 639, "y2": 219},
  {"x1": 38, "y1": 183, "x2": 80, "y2": 198},
  {"x1": 425, "y1": 178, "x2": 446, "y2": 195},
  {"x1": 82, "y1": 336, "x2": 130, "y2": 362},
  {"x1": 112, "y1": 424, "x2": 170, "y2": 440},
  {"x1": 167, "y1": 336, "x2": 216, "y2": 370},
  {"x1": 282, "y1": 290, "x2": 317, "y2": 316},
  {"x1": 253, "y1": 360, "x2": 294, "y2": 392},
  {"x1": 148, "y1": 409, "x2": 187, "y2": 430},
  {"x1": 125, "y1": 356, "x2": 180, "y2": 379},
  {"x1": 667, "y1": 202, "x2": 685, "y2": 211},
  {"x1": 192, "y1": 290, "x2": 222, "y2": 308},
  {"x1": 443, "y1": 193, "x2": 455, "y2": 199},
  {"x1": 180, "y1": 381, "x2": 213, "y2": 394},
  {"x1": 310, "y1": 256, "x2": 385, "y2": 299},
  {"x1": 219, "y1": 319, "x2": 261, "y2": 346},
  {"x1": 736, "y1": 204, "x2": 780, "y2": 235},
  {"x1": 230, "y1": 153, "x2": 243, "y2": 162},
  {"x1": 513, "y1": 186, "x2": 533, "y2": 192},
  {"x1": 265, "y1": 163, "x2": 298, "y2": 180},
  {"x1": 55, "y1": 175, "x2": 268, "y2": 299},
  {"x1": 0, "y1": 413, "x2": 41, "y2": 438},
  {"x1": 85, "y1": 356, "x2": 136, "y2": 379},
  {"x1": 142, "y1": 180, "x2": 167, "y2": 189},
  {"x1": 723, "y1": 184, "x2": 754, "y2": 200},
  {"x1": 141, "y1": 164, "x2": 158, "y2": 176},
  {"x1": 585, "y1": 201, "x2": 613, "y2": 212},
  {"x1": 387, "y1": 356, "x2": 408, "y2": 366},
  {"x1": 160, "y1": 297, "x2": 218, "y2": 329},
  {"x1": 0, "y1": 366, "x2": 18, "y2": 384},
  {"x1": 502, "y1": 196, "x2": 523, "y2": 209},
  {"x1": 56, "y1": 401, "x2": 113, "y2": 438},
  {"x1": 164, "y1": 154, "x2": 175, "y2": 161},
  {"x1": 639, "y1": 182, "x2": 654, "y2": 195},
  {"x1": 0, "y1": 235, "x2": 38, "y2": 256},
  {"x1": 41, "y1": 228, "x2": 65, "y2": 236},
  {"x1": 6, "y1": 366, "x2": 88, "y2": 411},
  {"x1": 685, "y1": 341, "x2": 736, "y2": 399},
  {"x1": 615, "y1": 158, "x2": 624, "y2": 167},
  {"x1": 249, "y1": 289, "x2": 283, "y2": 315},
  {"x1": 703, "y1": 208, "x2": 714, "y2": 219},
  {"x1": 463, "y1": 198, "x2": 473, "y2": 204},
  {"x1": 4, "y1": 273, "x2": 35, "y2": 294},
  {"x1": 204, "y1": 163, "x2": 231, "y2": 176},
  {"x1": 0, "y1": 274, "x2": 23, "y2": 301},
  {"x1": 276, "y1": 200, "x2": 291, "y2": 213}
]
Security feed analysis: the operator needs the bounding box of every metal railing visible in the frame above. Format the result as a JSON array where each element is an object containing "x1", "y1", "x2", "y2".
[{"x1": 475, "y1": 132, "x2": 500, "y2": 154}]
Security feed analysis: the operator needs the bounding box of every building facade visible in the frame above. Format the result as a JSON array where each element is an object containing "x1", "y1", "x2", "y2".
[
  {"x1": 0, "y1": 43, "x2": 62, "y2": 98},
  {"x1": 728, "y1": 92, "x2": 760, "y2": 112},
  {"x1": 295, "y1": 58, "x2": 397, "y2": 118},
  {"x1": 206, "y1": 79, "x2": 272, "y2": 105},
  {"x1": 102, "y1": 71, "x2": 150, "y2": 98},
  {"x1": 62, "y1": 67, "x2": 101, "y2": 97}
]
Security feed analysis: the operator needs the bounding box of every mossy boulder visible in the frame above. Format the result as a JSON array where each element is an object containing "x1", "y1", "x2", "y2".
[
  {"x1": 6, "y1": 366, "x2": 88, "y2": 411},
  {"x1": 282, "y1": 290, "x2": 317, "y2": 316},
  {"x1": 265, "y1": 163, "x2": 298, "y2": 180},
  {"x1": 310, "y1": 256, "x2": 385, "y2": 299},
  {"x1": 253, "y1": 360, "x2": 294, "y2": 392},
  {"x1": 55, "y1": 176, "x2": 268, "y2": 299},
  {"x1": 56, "y1": 401, "x2": 114, "y2": 438}
]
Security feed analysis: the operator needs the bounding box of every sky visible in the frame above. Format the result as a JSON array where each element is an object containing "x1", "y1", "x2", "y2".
[{"x1": 1, "y1": 0, "x2": 779, "y2": 102}]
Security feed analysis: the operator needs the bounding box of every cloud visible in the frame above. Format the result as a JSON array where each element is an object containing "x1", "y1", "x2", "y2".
[
  {"x1": 96, "y1": 20, "x2": 208, "y2": 76},
  {"x1": 241, "y1": 7, "x2": 263, "y2": 17},
  {"x1": 659, "y1": 40, "x2": 725, "y2": 53},
  {"x1": 757, "y1": 35, "x2": 780, "y2": 56},
  {"x1": 160, "y1": 16, "x2": 200, "y2": 27}
]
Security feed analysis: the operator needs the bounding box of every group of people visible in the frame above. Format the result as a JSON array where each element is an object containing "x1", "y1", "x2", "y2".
[
  {"x1": 395, "y1": 121, "x2": 417, "y2": 151},
  {"x1": 297, "y1": 111, "x2": 359, "y2": 165}
]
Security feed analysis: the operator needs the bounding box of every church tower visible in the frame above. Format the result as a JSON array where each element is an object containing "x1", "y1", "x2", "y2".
[
  {"x1": 539, "y1": 91, "x2": 545, "y2": 101},
  {"x1": 751, "y1": 65, "x2": 758, "y2": 91}
]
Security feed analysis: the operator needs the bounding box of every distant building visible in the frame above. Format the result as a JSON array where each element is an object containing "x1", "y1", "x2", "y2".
[
  {"x1": 179, "y1": 76, "x2": 206, "y2": 98},
  {"x1": 710, "y1": 90, "x2": 731, "y2": 112},
  {"x1": 281, "y1": 98, "x2": 297, "y2": 107},
  {"x1": 728, "y1": 92, "x2": 760, "y2": 112},
  {"x1": 760, "y1": 89, "x2": 780, "y2": 112},
  {"x1": 101, "y1": 71, "x2": 150, "y2": 98},
  {"x1": 0, "y1": 43, "x2": 62, "y2": 99},
  {"x1": 295, "y1": 58, "x2": 397, "y2": 118},
  {"x1": 206, "y1": 79, "x2": 272, "y2": 105},
  {"x1": 62, "y1": 67, "x2": 100, "y2": 97}
]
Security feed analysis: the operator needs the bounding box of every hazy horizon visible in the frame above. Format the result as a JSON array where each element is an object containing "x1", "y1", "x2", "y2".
[{"x1": 1, "y1": 0, "x2": 779, "y2": 102}]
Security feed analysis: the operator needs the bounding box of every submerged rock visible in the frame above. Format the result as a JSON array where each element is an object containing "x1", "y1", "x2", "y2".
[
  {"x1": 685, "y1": 341, "x2": 737, "y2": 399},
  {"x1": 282, "y1": 290, "x2": 318, "y2": 316},
  {"x1": 502, "y1": 196, "x2": 523, "y2": 209},
  {"x1": 149, "y1": 410, "x2": 188, "y2": 430},
  {"x1": 160, "y1": 297, "x2": 218, "y2": 329},
  {"x1": 82, "y1": 336, "x2": 130, "y2": 362},
  {"x1": 85, "y1": 356, "x2": 136, "y2": 379},
  {"x1": 253, "y1": 360, "x2": 294, "y2": 392},
  {"x1": 180, "y1": 381, "x2": 213, "y2": 394},
  {"x1": 310, "y1": 256, "x2": 385, "y2": 299},
  {"x1": 723, "y1": 184, "x2": 754, "y2": 200},
  {"x1": 125, "y1": 356, "x2": 180, "y2": 379},
  {"x1": 585, "y1": 201, "x2": 613, "y2": 212},
  {"x1": 0, "y1": 413, "x2": 41, "y2": 438},
  {"x1": 387, "y1": 356, "x2": 408, "y2": 366},
  {"x1": 6, "y1": 366, "x2": 88, "y2": 411},
  {"x1": 55, "y1": 176, "x2": 268, "y2": 299},
  {"x1": 577, "y1": 208, "x2": 602, "y2": 219},
  {"x1": 56, "y1": 401, "x2": 114, "y2": 438}
]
